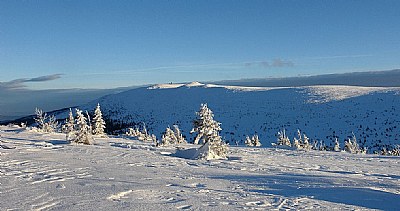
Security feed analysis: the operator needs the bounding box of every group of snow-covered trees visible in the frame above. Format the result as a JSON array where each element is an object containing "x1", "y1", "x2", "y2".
[
  {"x1": 274, "y1": 129, "x2": 368, "y2": 154},
  {"x1": 160, "y1": 125, "x2": 186, "y2": 146},
  {"x1": 62, "y1": 103, "x2": 107, "y2": 145},
  {"x1": 126, "y1": 103, "x2": 229, "y2": 160},
  {"x1": 34, "y1": 102, "x2": 399, "y2": 158},
  {"x1": 245, "y1": 134, "x2": 262, "y2": 147},
  {"x1": 126, "y1": 124, "x2": 157, "y2": 143}
]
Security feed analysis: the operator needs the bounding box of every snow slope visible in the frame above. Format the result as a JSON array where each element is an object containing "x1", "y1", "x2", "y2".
[
  {"x1": 0, "y1": 125, "x2": 399, "y2": 210},
  {"x1": 76, "y1": 83, "x2": 400, "y2": 153}
]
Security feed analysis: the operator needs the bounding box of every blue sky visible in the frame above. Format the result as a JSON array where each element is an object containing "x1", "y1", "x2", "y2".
[{"x1": 1, "y1": 0, "x2": 399, "y2": 89}]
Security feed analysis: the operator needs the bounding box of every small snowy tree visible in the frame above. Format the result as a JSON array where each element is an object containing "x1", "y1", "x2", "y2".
[
  {"x1": 92, "y1": 103, "x2": 106, "y2": 136},
  {"x1": 72, "y1": 109, "x2": 93, "y2": 145},
  {"x1": 161, "y1": 126, "x2": 177, "y2": 146},
  {"x1": 276, "y1": 129, "x2": 291, "y2": 147},
  {"x1": 34, "y1": 108, "x2": 58, "y2": 133},
  {"x1": 63, "y1": 108, "x2": 75, "y2": 141},
  {"x1": 252, "y1": 134, "x2": 261, "y2": 147},
  {"x1": 333, "y1": 138, "x2": 341, "y2": 152},
  {"x1": 344, "y1": 133, "x2": 361, "y2": 154},
  {"x1": 245, "y1": 136, "x2": 252, "y2": 146},
  {"x1": 34, "y1": 108, "x2": 46, "y2": 130},
  {"x1": 302, "y1": 133, "x2": 312, "y2": 151},
  {"x1": 293, "y1": 137, "x2": 301, "y2": 149},
  {"x1": 191, "y1": 104, "x2": 228, "y2": 159},
  {"x1": 173, "y1": 125, "x2": 186, "y2": 144},
  {"x1": 318, "y1": 140, "x2": 326, "y2": 151}
]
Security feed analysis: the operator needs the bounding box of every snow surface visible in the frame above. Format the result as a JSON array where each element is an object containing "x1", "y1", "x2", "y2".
[
  {"x1": 1, "y1": 125, "x2": 400, "y2": 210},
  {"x1": 76, "y1": 83, "x2": 400, "y2": 152}
]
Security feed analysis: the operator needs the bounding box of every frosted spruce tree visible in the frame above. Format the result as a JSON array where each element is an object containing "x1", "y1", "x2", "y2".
[
  {"x1": 191, "y1": 103, "x2": 228, "y2": 159},
  {"x1": 92, "y1": 103, "x2": 106, "y2": 136},
  {"x1": 72, "y1": 109, "x2": 93, "y2": 145},
  {"x1": 63, "y1": 108, "x2": 75, "y2": 141}
]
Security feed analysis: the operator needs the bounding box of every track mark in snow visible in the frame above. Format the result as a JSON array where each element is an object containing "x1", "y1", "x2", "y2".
[
  {"x1": 245, "y1": 201, "x2": 270, "y2": 207},
  {"x1": 107, "y1": 190, "x2": 133, "y2": 201},
  {"x1": 33, "y1": 201, "x2": 60, "y2": 211},
  {"x1": 176, "y1": 205, "x2": 192, "y2": 210},
  {"x1": 276, "y1": 198, "x2": 288, "y2": 209},
  {"x1": 28, "y1": 192, "x2": 60, "y2": 211}
]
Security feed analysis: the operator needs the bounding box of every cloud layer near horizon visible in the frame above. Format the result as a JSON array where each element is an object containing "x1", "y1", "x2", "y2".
[{"x1": 0, "y1": 74, "x2": 62, "y2": 90}]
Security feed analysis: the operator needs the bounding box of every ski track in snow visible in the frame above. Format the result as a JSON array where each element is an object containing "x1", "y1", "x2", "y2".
[{"x1": 1, "y1": 125, "x2": 400, "y2": 210}]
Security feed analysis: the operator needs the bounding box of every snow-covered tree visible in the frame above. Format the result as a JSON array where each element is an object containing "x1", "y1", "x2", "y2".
[
  {"x1": 318, "y1": 140, "x2": 326, "y2": 151},
  {"x1": 253, "y1": 135, "x2": 261, "y2": 147},
  {"x1": 344, "y1": 133, "x2": 361, "y2": 154},
  {"x1": 139, "y1": 124, "x2": 152, "y2": 142},
  {"x1": 245, "y1": 136, "x2": 252, "y2": 146},
  {"x1": 161, "y1": 126, "x2": 177, "y2": 146},
  {"x1": 302, "y1": 133, "x2": 311, "y2": 150},
  {"x1": 34, "y1": 108, "x2": 58, "y2": 133},
  {"x1": 292, "y1": 137, "x2": 301, "y2": 149},
  {"x1": 191, "y1": 103, "x2": 228, "y2": 159},
  {"x1": 191, "y1": 104, "x2": 222, "y2": 145},
  {"x1": 173, "y1": 125, "x2": 186, "y2": 144},
  {"x1": 276, "y1": 129, "x2": 291, "y2": 147},
  {"x1": 92, "y1": 103, "x2": 106, "y2": 136},
  {"x1": 333, "y1": 138, "x2": 341, "y2": 152},
  {"x1": 72, "y1": 109, "x2": 93, "y2": 145},
  {"x1": 63, "y1": 108, "x2": 75, "y2": 141},
  {"x1": 34, "y1": 108, "x2": 46, "y2": 130}
]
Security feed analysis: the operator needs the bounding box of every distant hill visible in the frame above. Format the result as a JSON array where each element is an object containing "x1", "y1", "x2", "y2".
[
  {"x1": 213, "y1": 69, "x2": 400, "y2": 87},
  {"x1": 36, "y1": 82, "x2": 400, "y2": 154},
  {"x1": 0, "y1": 86, "x2": 136, "y2": 122}
]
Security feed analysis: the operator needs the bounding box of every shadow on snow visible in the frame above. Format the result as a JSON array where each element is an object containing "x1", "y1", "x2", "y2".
[{"x1": 212, "y1": 173, "x2": 400, "y2": 210}]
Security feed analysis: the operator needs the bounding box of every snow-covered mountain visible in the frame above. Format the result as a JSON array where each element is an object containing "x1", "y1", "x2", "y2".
[{"x1": 72, "y1": 82, "x2": 400, "y2": 153}]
